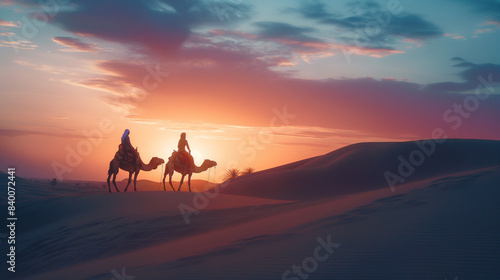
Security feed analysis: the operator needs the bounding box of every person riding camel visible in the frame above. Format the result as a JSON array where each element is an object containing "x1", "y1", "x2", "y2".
[
  {"x1": 178, "y1": 132, "x2": 194, "y2": 167},
  {"x1": 121, "y1": 129, "x2": 138, "y2": 164}
]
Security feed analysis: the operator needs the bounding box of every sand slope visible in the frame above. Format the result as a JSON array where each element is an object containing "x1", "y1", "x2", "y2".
[
  {"x1": 2, "y1": 139, "x2": 499, "y2": 280},
  {"x1": 220, "y1": 139, "x2": 500, "y2": 200}
]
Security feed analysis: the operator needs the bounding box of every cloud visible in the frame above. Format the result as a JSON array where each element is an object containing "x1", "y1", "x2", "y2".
[
  {"x1": 0, "y1": 19, "x2": 19, "y2": 27},
  {"x1": 275, "y1": 141, "x2": 338, "y2": 150},
  {"x1": 251, "y1": 21, "x2": 404, "y2": 59},
  {"x1": 427, "y1": 58, "x2": 500, "y2": 92},
  {"x1": 52, "y1": 36, "x2": 99, "y2": 53},
  {"x1": 458, "y1": 0, "x2": 500, "y2": 24},
  {"x1": 72, "y1": 42, "x2": 280, "y2": 111},
  {"x1": 272, "y1": 127, "x2": 369, "y2": 139},
  {"x1": 451, "y1": 57, "x2": 466, "y2": 62},
  {"x1": 35, "y1": 0, "x2": 254, "y2": 58},
  {"x1": 274, "y1": 129, "x2": 406, "y2": 150},
  {"x1": 83, "y1": 55, "x2": 500, "y2": 141},
  {"x1": 209, "y1": 29, "x2": 257, "y2": 40},
  {"x1": 295, "y1": 0, "x2": 443, "y2": 49},
  {"x1": 376, "y1": 14, "x2": 442, "y2": 40},
  {"x1": 251, "y1": 21, "x2": 334, "y2": 60},
  {"x1": 213, "y1": 20, "x2": 403, "y2": 62},
  {"x1": 0, "y1": 128, "x2": 87, "y2": 139},
  {"x1": 474, "y1": 27, "x2": 494, "y2": 33},
  {"x1": 254, "y1": 22, "x2": 319, "y2": 43},
  {"x1": 15, "y1": 0, "x2": 494, "y2": 142},
  {"x1": 50, "y1": 0, "x2": 188, "y2": 57},
  {"x1": 0, "y1": 37, "x2": 36, "y2": 50},
  {"x1": 0, "y1": 18, "x2": 35, "y2": 50},
  {"x1": 164, "y1": 0, "x2": 254, "y2": 24},
  {"x1": 0, "y1": 0, "x2": 16, "y2": 6}
]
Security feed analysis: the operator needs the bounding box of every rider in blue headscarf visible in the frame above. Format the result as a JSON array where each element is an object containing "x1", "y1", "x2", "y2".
[{"x1": 121, "y1": 129, "x2": 138, "y2": 163}]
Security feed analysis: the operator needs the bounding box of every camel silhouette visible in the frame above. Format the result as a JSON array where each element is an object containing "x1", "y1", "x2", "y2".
[
  {"x1": 107, "y1": 153, "x2": 164, "y2": 192},
  {"x1": 163, "y1": 151, "x2": 217, "y2": 192}
]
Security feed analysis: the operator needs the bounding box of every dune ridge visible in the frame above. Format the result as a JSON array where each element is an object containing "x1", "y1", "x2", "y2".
[
  {"x1": 220, "y1": 139, "x2": 500, "y2": 200},
  {"x1": 5, "y1": 139, "x2": 500, "y2": 280}
]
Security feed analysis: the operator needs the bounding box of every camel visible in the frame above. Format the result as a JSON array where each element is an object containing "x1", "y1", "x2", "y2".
[
  {"x1": 163, "y1": 151, "x2": 217, "y2": 192},
  {"x1": 106, "y1": 153, "x2": 164, "y2": 192}
]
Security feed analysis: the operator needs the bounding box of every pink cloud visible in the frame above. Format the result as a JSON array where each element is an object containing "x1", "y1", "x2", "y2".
[
  {"x1": 402, "y1": 38, "x2": 423, "y2": 48},
  {"x1": 209, "y1": 28, "x2": 404, "y2": 63},
  {"x1": 485, "y1": 20, "x2": 500, "y2": 27},
  {"x1": 475, "y1": 28, "x2": 493, "y2": 34},
  {"x1": 79, "y1": 56, "x2": 500, "y2": 142},
  {"x1": 445, "y1": 33, "x2": 465, "y2": 40},
  {"x1": 0, "y1": 38, "x2": 36, "y2": 50},
  {"x1": 0, "y1": 19, "x2": 18, "y2": 27},
  {"x1": 0, "y1": 128, "x2": 86, "y2": 139},
  {"x1": 336, "y1": 44, "x2": 404, "y2": 58},
  {"x1": 0, "y1": 0, "x2": 15, "y2": 6},
  {"x1": 209, "y1": 29, "x2": 257, "y2": 40},
  {"x1": 52, "y1": 36, "x2": 99, "y2": 53}
]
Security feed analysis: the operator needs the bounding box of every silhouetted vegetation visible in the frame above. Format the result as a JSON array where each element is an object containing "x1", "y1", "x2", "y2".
[
  {"x1": 223, "y1": 168, "x2": 241, "y2": 182},
  {"x1": 223, "y1": 167, "x2": 255, "y2": 182},
  {"x1": 242, "y1": 167, "x2": 255, "y2": 175}
]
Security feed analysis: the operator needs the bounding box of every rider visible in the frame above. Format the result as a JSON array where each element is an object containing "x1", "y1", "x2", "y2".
[
  {"x1": 121, "y1": 129, "x2": 138, "y2": 164},
  {"x1": 178, "y1": 132, "x2": 194, "y2": 167}
]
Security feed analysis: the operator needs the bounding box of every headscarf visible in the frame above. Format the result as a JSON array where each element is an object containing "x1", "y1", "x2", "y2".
[{"x1": 121, "y1": 129, "x2": 130, "y2": 141}]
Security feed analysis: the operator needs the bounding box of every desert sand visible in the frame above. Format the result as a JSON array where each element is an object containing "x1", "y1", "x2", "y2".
[{"x1": 2, "y1": 139, "x2": 499, "y2": 279}]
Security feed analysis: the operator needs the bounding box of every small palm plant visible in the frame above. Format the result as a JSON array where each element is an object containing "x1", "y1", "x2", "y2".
[
  {"x1": 242, "y1": 167, "x2": 255, "y2": 175},
  {"x1": 223, "y1": 168, "x2": 241, "y2": 182}
]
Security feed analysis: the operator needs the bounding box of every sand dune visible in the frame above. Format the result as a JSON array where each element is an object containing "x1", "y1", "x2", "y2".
[
  {"x1": 4, "y1": 139, "x2": 500, "y2": 279},
  {"x1": 220, "y1": 139, "x2": 500, "y2": 200},
  {"x1": 117, "y1": 178, "x2": 218, "y2": 192}
]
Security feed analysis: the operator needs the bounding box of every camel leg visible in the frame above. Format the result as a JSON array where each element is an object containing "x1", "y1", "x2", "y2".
[
  {"x1": 106, "y1": 173, "x2": 112, "y2": 193},
  {"x1": 107, "y1": 160, "x2": 118, "y2": 193},
  {"x1": 162, "y1": 173, "x2": 167, "y2": 191},
  {"x1": 169, "y1": 172, "x2": 175, "y2": 191},
  {"x1": 177, "y1": 174, "x2": 186, "y2": 192},
  {"x1": 188, "y1": 173, "x2": 192, "y2": 192},
  {"x1": 133, "y1": 171, "x2": 139, "y2": 191},
  {"x1": 124, "y1": 172, "x2": 133, "y2": 192},
  {"x1": 112, "y1": 173, "x2": 119, "y2": 192}
]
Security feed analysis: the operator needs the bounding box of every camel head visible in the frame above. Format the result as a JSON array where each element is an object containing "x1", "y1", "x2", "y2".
[
  {"x1": 148, "y1": 157, "x2": 165, "y2": 169},
  {"x1": 202, "y1": 159, "x2": 217, "y2": 168}
]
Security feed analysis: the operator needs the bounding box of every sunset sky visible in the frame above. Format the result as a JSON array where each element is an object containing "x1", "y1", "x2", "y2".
[{"x1": 1, "y1": 0, "x2": 499, "y2": 182}]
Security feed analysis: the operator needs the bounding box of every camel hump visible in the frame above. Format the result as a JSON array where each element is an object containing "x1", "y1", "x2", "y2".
[{"x1": 169, "y1": 151, "x2": 193, "y2": 168}]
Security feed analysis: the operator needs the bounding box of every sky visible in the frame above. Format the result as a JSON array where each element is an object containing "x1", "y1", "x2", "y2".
[{"x1": 0, "y1": 0, "x2": 499, "y2": 183}]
